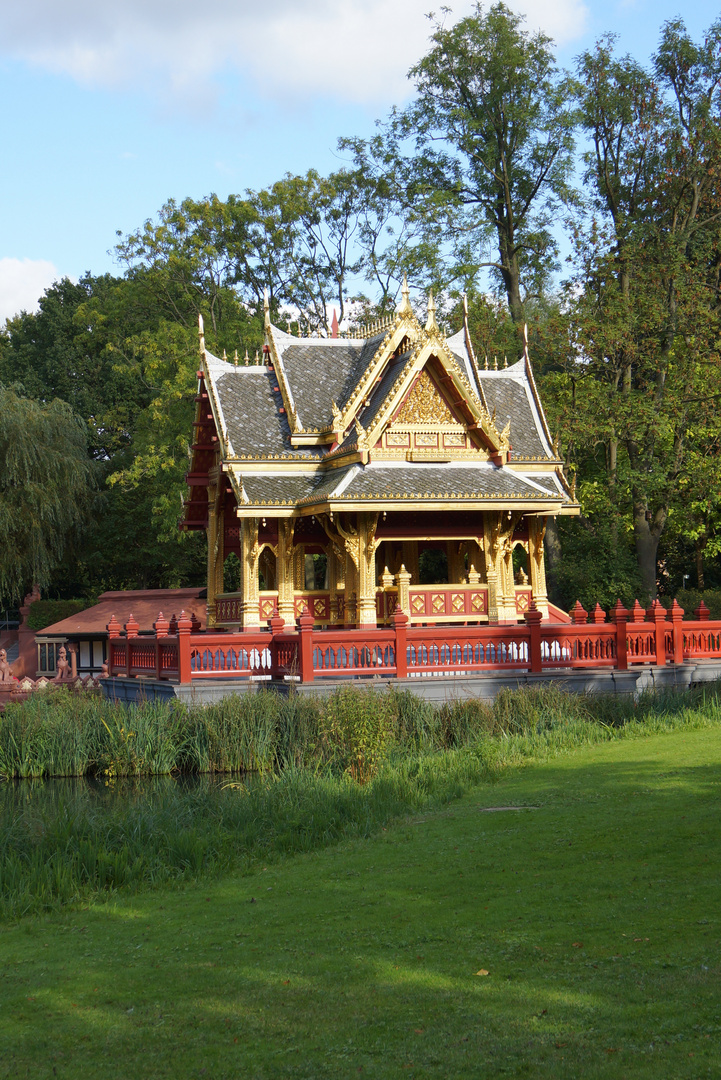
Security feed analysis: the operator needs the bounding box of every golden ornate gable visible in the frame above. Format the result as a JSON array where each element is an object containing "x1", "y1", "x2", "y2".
[{"x1": 393, "y1": 370, "x2": 456, "y2": 426}]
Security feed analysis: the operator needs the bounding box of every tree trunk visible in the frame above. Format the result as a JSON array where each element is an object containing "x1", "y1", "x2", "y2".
[{"x1": 632, "y1": 496, "x2": 666, "y2": 602}]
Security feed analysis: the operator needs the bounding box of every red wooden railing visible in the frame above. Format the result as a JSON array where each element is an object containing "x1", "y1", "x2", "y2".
[{"x1": 105, "y1": 599, "x2": 721, "y2": 685}]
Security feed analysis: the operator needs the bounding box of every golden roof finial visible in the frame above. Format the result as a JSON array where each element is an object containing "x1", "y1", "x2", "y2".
[
  {"x1": 354, "y1": 418, "x2": 369, "y2": 449},
  {"x1": 425, "y1": 288, "x2": 439, "y2": 334},
  {"x1": 263, "y1": 287, "x2": 270, "y2": 330},
  {"x1": 198, "y1": 313, "x2": 205, "y2": 356},
  {"x1": 234, "y1": 349, "x2": 239, "y2": 366},
  {"x1": 484, "y1": 355, "x2": 489, "y2": 370},
  {"x1": 222, "y1": 348, "x2": 227, "y2": 361},
  {"x1": 493, "y1": 356, "x2": 498, "y2": 371},
  {"x1": 255, "y1": 350, "x2": 260, "y2": 364},
  {"x1": 398, "y1": 274, "x2": 413, "y2": 317},
  {"x1": 504, "y1": 355, "x2": 508, "y2": 368}
]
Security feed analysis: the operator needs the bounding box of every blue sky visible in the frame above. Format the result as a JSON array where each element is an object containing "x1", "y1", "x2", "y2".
[{"x1": 0, "y1": 0, "x2": 717, "y2": 323}]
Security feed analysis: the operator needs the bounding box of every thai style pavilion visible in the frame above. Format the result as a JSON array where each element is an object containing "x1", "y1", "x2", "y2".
[{"x1": 181, "y1": 284, "x2": 578, "y2": 631}]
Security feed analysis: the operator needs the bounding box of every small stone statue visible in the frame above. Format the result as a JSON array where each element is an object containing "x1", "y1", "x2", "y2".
[
  {"x1": 54, "y1": 645, "x2": 71, "y2": 681},
  {"x1": 0, "y1": 648, "x2": 15, "y2": 682}
]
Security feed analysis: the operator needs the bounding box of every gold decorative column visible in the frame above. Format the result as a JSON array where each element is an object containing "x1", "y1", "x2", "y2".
[
  {"x1": 483, "y1": 512, "x2": 520, "y2": 624},
  {"x1": 528, "y1": 516, "x2": 550, "y2": 618},
  {"x1": 357, "y1": 511, "x2": 380, "y2": 628},
  {"x1": 395, "y1": 565, "x2": 411, "y2": 614},
  {"x1": 240, "y1": 517, "x2": 260, "y2": 631},
  {"x1": 277, "y1": 519, "x2": 295, "y2": 625},
  {"x1": 206, "y1": 477, "x2": 220, "y2": 629},
  {"x1": 344, "y1": 554, "x2": 358, "y2": 626}
]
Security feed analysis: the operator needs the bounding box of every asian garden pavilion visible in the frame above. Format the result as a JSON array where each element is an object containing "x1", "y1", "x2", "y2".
[{"x1": 181, "y1": 284, "x2": 579, "y2": 631}]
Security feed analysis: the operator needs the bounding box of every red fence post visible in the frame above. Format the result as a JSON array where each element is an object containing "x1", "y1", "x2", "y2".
[
  {"x1": 298, "y1": 607, "x2": 315, "y2": 683},
  {"x1": 154, "y1": 611, "x2": 169, "y2": 680},
  {"x1": 694, "y1": 601, "x2": 710, "y2": 622},
  {"x1": 669, "y1": 599, "x2": 685, "y2": 664},
  {"x1": 177, "y1": 610, "x2": 193, "y2": 683},
  {"x1": 647, "y1": 600, "x2": 667, "y2": 666},
  {"x1": 524, "y1": 600, "x2": 543, "y2": 673},
  {"x1": 106, "y1": 615, "x2": 120, "y2": 675},
  {"x1": 570, "y1": 601, "x2": 587, "y2": 624},
  {"x1": 609, "y1": 601, "x2": 628, "y2": 671},
  {"x1": 391, "y1": 607, "x2": 408, "y2": 678},
  {"x1": 124, "y1": 614, "x2": 138, "y2": 677}
]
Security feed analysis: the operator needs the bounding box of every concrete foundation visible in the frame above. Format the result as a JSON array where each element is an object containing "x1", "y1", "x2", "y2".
[{"x1": 102, "y1": 660, "x2": 721, "y2": 707}]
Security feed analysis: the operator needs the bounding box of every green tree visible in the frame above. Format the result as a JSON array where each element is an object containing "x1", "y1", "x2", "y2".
[
  {"x1": 360, "y1": 2, "x2": 576, "y2": 323},
  {"x1": 0, "y1": 275, "x2": 149, "y2": 461},
  {"x1": 0, "y1": 386, "x2": 96, "y2": 605},
  {"x1": 563, "y1": 19, "x2": 721, "y2": 598}
]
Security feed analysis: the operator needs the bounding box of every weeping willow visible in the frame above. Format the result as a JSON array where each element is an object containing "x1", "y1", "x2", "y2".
[{"x1": 0, "y1": 385, "x2": 96, "y2": 604}]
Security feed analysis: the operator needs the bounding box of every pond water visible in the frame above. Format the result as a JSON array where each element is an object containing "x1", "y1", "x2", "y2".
[{"x1": 0, "y1": 772, "x2": 241, "y2": 819}]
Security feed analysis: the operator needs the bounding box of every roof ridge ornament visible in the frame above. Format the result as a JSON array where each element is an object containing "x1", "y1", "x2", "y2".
[
  {"x1": 425, "y1": 289, "x2": 439, "y2": 334},
  {"x1": 354, "y1": 417, "x2": 369, "y2": 449},
  {"x1": 398, "y1": 274, "x2": 413, "y2": 317},
  {"x1": 263, "y1": 288, "x2": 270, "y2": 331},
  {"x1": 198, "y1": 313, "x2": 205, "y2": 356}
]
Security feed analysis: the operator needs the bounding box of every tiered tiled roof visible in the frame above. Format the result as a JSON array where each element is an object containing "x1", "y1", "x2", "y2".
[{"x1": 182, "y1": 292, "x2": 577, "y2": 525}]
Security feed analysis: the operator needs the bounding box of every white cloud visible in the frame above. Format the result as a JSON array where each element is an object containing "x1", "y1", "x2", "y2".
[
  {"x1": 0, "y1": 0, "x2": 589, "y2": 108},
  {"x1": 0, "y1": 258, "x2": 59, "y2": 325}
]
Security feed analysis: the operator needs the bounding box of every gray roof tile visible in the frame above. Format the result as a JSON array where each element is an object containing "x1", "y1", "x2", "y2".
[{"x1": 479, "y1": 376, "x2": 549, "y2": 458}]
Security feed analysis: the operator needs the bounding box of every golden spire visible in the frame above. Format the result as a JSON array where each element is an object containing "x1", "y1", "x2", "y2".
[
  {"x1": 233, "y1": 349, "x2": 239, "y2": 366},
  {"x1": 198, "y1": 313, "x2": 205, "y2": 356},
  {"x1": 263, "y1": 287, "x2": 270, "y2": 330},
  {"x1": 425, "y1": 289, "x2": 439, "y2": 333},
  {"x1": 398, "y1": 274, "x2": 413, "y2": 317},
  {"x1": 222, "y1": 348, "x2": 227, "y2": 361},
  {"x1": 493, "y1": 356, "x2": 498, "y2": 370}
]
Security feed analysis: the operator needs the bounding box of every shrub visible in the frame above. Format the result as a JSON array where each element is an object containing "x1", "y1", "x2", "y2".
[{"x1": 320, "y1": 687, "x2": 397, "y2": 782}]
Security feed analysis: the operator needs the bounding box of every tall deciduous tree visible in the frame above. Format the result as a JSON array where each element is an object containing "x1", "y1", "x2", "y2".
[
  {"x1": 560, "y1": 19, "x2": 721, "y2": 598},
  {"x1": 0, "y1": 386, "x2": 95, "y2": 604},
  {"x1": 365, "y1": 2, "x2": 576, "y2": 322}
]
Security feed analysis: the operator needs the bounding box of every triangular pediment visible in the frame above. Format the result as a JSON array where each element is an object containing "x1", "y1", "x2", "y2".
[
  {"x1": 350, "y1": 335, "x2": 507, "y2": 459},
  {"x1": 391, "y1": 368, "x2": 460, "y2": 426}
]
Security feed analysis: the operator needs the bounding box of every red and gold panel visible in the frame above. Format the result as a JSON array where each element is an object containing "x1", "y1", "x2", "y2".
[
  {"x1": 515, "y1": 589, "x2": 532, "y2": 613},
  {"x1": 294, "y1": 594, "x2": 331, "y2": 623},
  {"x1": 259, "y1": 595, "x2": 277, "y2": 620},
  {"x1": 407, "y1": 586, "x2": 489, "y2": 621}
]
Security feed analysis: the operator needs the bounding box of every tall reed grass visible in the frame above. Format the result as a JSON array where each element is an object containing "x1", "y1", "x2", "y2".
[{"x1": 0, "y1": 682, "x2": 717, "y2": 781}]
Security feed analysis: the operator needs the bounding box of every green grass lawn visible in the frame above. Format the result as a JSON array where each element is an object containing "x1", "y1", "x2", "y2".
[{"x1": 1, "y1": 725, "x2": 720, "y2": 1079}]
